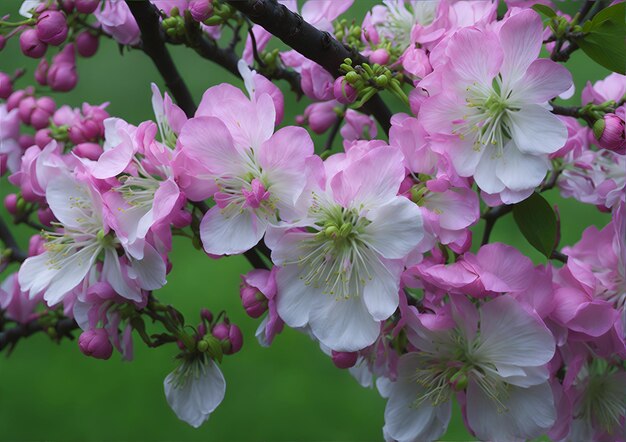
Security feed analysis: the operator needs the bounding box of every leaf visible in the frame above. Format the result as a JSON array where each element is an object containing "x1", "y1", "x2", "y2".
[
  {"x1": 513, "y1": 192, "x2": 557, "y2": 258},
  {"x1": 532, "y1": 4, "x2": 556, "y2": 18},
  {"x1": 574, "y1": 2, "x2": 626, "y2": 74}
]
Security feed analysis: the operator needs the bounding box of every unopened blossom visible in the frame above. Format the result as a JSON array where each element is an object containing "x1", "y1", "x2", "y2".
[
  {"x1": 420, "y1": 10, "x2": 572, "y2": 203},
  {"x1": 269, "y1": 144, "x2": 423, "y2": 351}
]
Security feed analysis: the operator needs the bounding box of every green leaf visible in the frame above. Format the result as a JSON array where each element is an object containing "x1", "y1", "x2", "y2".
[
  {"x1": 513, "y1": 193, "x2": 557, "y2": 258},
  {"x1": 574, "y1": 2, "x2": 626, "y2": 74},
  {"x1": 532, "y1": 4, "x2": 556, "y2": 18}
]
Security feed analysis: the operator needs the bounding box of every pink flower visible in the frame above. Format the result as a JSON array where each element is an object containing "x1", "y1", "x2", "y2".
[
  {"x1": 383, "y1": 295, "x2": 556, "y2": 442},
  {"x1": 420, "y1": 10, "x2": 572, "y2": 203},
  {"x1": 0, "y1": 273, "x2": 42, "y2": 324},
  {"x1": 94, "y1": 0, "x2": 141, "y2": 46},
  {"x1": 241, "y1": 268, "x2": 284, "y2": 346},
  {"x1": 581, "y1": 73, "x2": 626, "y2": 105},
  {"x1": 268, "y1": 144, "x2": 424, "y2": 351}
]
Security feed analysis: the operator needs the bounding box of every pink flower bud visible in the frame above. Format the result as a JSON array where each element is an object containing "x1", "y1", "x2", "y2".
[
  {"x1": 305, "y1": 101, "x2": 339, "y2": 134},
  {"x1": 200, "y1": 308, "x2": 213, "y2": 322},
  {"x1": 370, "y1": 48, "x2": 390, "y2": 65},
  {"x1": 212, "y1": 322, "x2": 243, "y2": 355},
  {"x1": 37, "y1": 206, "x2": 55, "y2": 226},
  {"x1": 333, "y1": 76, "x2": 358, "y2": 104},
  {"x1": 58, "y1": 0, "x2": 75, "y2": 13},
  {"x1": 4, "y1": 194, "x2": 18, "y2": 215},
  {"x1": 239, "y1": 281, "x2": 268, "y2": 318},
  {"x1": 75, "y1": 0, "x2": 99, "y2": 14},
  {"x1": 36, "y1": 10, "x2": 68, "y2": 46},
  {"x1": 19, "y1": 29, "x2": 47, "y2": 58},
  {"x1": 331, "y1": 350, "x2": 358, "y2": 369},
  {"x1": 35, "y1": 59, "x2": 49, "y2": 85},
  {"x1": 594, "y1": 113, "x2": 626, "y2": 152},
  {"x1": 189, "y1": 0, "x2": 212, "y2": 21},
  {"x1": 171, "y1": 209, "x2": 192, "y2": 228},
  {"x1": 78, "y1": 329, "x2": 113, "y2": 360},
  {"x1": 18, "y1": 134, "x2": 35, "y2": 149},
  {"x1": 28, "y1": 234, "x2": 46, "y2": 256},
  {"x1": 34, "y1": 128, "x2": 52, "y2": 147},
  {"x1": 73, "y1": 142, "x2": 103, "y2": 160},
  {"x1": 0, "y1": 35, "x2": 6, "y2": 51},
  {"x1": 47, "y1": 45, "x2": 78, "y2": 92},
  {"x1": 0, "y1": 72, "x2": 12, "y2": 99},
  {"x1": 76, "y1": 31, "x2": 99, "y2": 57},
  {"x1": 197, "y1": 322, "x2": 207, "y2": 337},
  {"x1": 7, "y1": 88, "x2": 32, "y2": 111},
  {"x1": 18, "y1": 96, "x2": 36, "y2": 125}
]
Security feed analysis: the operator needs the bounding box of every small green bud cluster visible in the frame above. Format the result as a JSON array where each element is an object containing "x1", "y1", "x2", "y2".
[{"x1": 340, "y1": 58, "x2": 408, "y2": 108}]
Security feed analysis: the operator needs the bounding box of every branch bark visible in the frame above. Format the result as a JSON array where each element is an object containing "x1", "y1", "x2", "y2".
[
  {"x1": 0, "y1": 216, "x2": 27, "y2": 263},
  {"x1": 226, "y1": 0, "x2": 393, "y2": 134},
  {"x1": 0, "y1": 317, "x2": 78, "y2": 352}
]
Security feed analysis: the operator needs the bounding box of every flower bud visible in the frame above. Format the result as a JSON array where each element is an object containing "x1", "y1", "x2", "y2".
[
  {"x1": 0, "y1": 72, "x2": 12, "y2": 99},
  {"x1": 18, "y1": 96, "x2": 36, "y2": 125},
  {"x1": 200, "y1": 308, "x2": 213, "y2": 322},
  {"x1": 76, "y1": 31, "x2": 99, "y2": 57},
  {"x1": 78, "y1": 329, "x2": 113, "y2": 360},
  {"x1": 28, "y1": 234, "x2": 46, "y2": 256},
  {"x1": 75, "y1": 0, "x2": 99, "y2": 14},
  {"x1": 19, "y1": 29, "x2": 47, "y2": 58},
  {"x1": 370, "y1": 48, "x2": 390, "y2": 65},
  {"x1": 34, "y1": 59, "x2": 49, "y2": 85},
  {"x1": 331, "y1": 350, "x2": 358, "y2": 369},
  {"x1": 0, "y1": 35, "x2": 6, "y2": 51},
  {"x1": 189, "y1": 0, "x2": 212, "y2": 22},
  {"x1": 212, "y1": 322, "x2": 243, "y2": 355},
  {"x1": 239, "y1": 282, "x2": 268, "y2": 318},
  {"x1": 7, "y1": 88, "x2": 32, "y2": 111},
  {"x1": 36, "y1": 10, "x2": 68, "y2": 46},
  {"x1": 59, "y1": 0, "x2": 75, "y2": 13},
  {"x1": 34, "y1": 128, "x2": 52, "y2": 147},
  {"x1": 18, "y1": 134, "x2": 35, "y2": 149},
  {"x1": 333, "y1": 76, "x2": 358, "y2": 104},
  {"x1": 37, "y1": 206, "x2": 55, "y2": 227},
  {"x1": 593, "y1": 113, "x2": 625, "y2": 151},
  {"x1": 4, "y1": 194, "x2": 18, "y2": 215},
  {"x1": 73, "y1": 142, "x2": 103, "y2": 160},
  {"x1": 47, "y1": 45, "x2": 78, "y2": 92}
]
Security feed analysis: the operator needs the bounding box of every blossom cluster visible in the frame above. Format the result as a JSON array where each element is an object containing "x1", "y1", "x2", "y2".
[{"x1": 0, "y1": 1, "x2": 625, "y2": 441}]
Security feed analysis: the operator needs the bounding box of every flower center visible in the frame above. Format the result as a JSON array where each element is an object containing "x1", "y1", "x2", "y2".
[
  {"x1": 379, "y1": 0, "x2": 436, "y2": 48},
  {"x1": 115, "y1": 175, "x2": 160, "y2": 209}
]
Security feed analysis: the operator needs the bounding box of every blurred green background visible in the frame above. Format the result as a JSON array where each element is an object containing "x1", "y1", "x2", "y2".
[{"x1": 0, "y1": 1, "x2": 611, "y2": 440}]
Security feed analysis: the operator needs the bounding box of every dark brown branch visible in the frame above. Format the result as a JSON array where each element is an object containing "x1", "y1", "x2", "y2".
[
  {"x1": 0, "y1": 317, "x2": 78, "y2": 352},
  {"x1": 127, "y1": 0, "x2": 197, "y2": 117},
  {"x1": 0, "y1": 216, "x2": 27, "y2": 263},
  {"x1": 226, "y1": 0, "x2": 393, "y2": 134},
  {"x1": 551, "y1": 104, "x2": 595, "y2": 126}
]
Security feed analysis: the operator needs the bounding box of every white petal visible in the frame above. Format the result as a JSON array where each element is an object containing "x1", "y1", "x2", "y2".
[
  {"x1": 362, "y1": 257, "x2": 402, "y2": 321},
  {"x1": 474, "y1": 147, "x2": 506, "y2": 194},
  {"x1": 362, "y1": 197, "x2": 424, "y2": 259},
  {"x1": 466, "y1": 381, "x2": 555, "y2": 442},
  {"x1": 495, "y1": 140, "x2": 550, "y2": 192},
  {"x1": 475, "y1": 296, "x2": 555, "y2": 369},
  {"x1": 44, "y1": 244, "x2": 100, "y2": 305},
  {"x1": 200, "y1": 205, "x2": 267, "y2": 255},
  {"x1": 164, "y1": 359, "x2": 226, "y2": 428},
  {"x1": 46, "y1": 174, "x2": 101, "y2": 229},
  {"x1": 275, "y1": 264, "x2": 322, "y2": 328},
  {"x1": 129, "y1": 243, "x2": 167, "y2": 290},
  {"x1": 309, "y1": 295, "x2": 380, "y2": 351},
  {"x1": 508, "y1": 105, "x2": 567, "y2": 155}
]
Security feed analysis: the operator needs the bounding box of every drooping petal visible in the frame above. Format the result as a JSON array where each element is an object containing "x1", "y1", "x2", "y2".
[
  {"x1": 164, "y1": 359, "x2": 226, "y2": 428},
  {"x1": 275, "y1": 264, "x2": 323, "y2": 328}
]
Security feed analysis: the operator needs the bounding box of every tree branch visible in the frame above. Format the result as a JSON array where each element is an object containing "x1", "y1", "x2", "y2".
[
  {"x1": 0, "y1": 216, "x2": 27, "y2": 263},
  {"x1": 127, "y1": 0, "x2": 196, "y2": 117},
  {"x1": 0, "y1": 317, "x2": 78, "y2": 353},
  {"x1": 226, "y1": 0, "x2": 393, "y2": 134}
]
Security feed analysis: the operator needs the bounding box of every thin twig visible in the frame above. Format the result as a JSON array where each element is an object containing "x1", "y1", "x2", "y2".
[{"x1": 0, "y1": 216, "x2": 27, "y2": 263}]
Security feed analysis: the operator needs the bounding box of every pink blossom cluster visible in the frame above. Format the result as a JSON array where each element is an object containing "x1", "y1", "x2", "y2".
[{"x1": 1, "y1": 0, "x2": 625, "y2": 440}]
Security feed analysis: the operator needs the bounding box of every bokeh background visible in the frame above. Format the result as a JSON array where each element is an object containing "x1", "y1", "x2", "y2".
[{"x1": 0, "y1": 1, "x2": 611, "y2": 440}]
